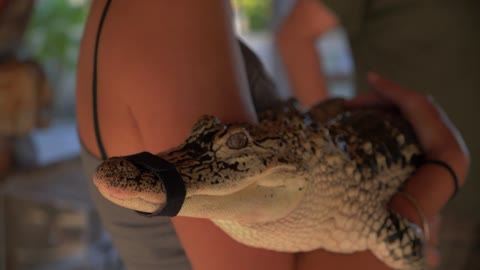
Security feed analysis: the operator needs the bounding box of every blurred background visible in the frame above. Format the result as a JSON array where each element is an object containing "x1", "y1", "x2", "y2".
[{"x1": 0, "y1": 0, "x2": 478, "y2": 269}]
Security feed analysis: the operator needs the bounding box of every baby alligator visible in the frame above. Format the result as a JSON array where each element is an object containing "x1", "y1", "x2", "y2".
[{"x1": 93, "y1": 98, "x2": 426, "y2": 270}]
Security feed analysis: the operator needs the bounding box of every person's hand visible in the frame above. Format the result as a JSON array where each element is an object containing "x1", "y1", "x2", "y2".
[
  {"x1": 345, "y1": 72, "x2": 470, "y2": 268},
  {"x1": 346, "y1": 72, "x2": 470, "y2": 182}
]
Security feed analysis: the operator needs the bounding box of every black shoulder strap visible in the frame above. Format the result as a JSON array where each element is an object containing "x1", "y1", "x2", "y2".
[{"x1": 92, "y1": 0, "x2": 113, "y2": 160}]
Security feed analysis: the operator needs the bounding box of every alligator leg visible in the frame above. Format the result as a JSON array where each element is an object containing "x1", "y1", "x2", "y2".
[{"x1": 369, "y1": 209, "x2": 426, "y2": 270}]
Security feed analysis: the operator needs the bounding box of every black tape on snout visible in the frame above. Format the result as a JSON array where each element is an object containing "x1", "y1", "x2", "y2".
[{"x1": 123, "y1": 152, "x2": 186, "y2": 217}]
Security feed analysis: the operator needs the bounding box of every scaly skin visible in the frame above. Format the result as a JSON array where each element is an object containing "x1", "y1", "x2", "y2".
[{"x1": 94, "y1": 99, "x2": 426, "y2": 269}]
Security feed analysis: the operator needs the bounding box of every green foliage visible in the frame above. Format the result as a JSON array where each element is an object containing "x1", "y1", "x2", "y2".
[
  {"x1": 236, "y1": 0, "x2": 272, "y2": 32},
  {"x1": 25, "y1": 0, "x2": 90, "y2": 70}
]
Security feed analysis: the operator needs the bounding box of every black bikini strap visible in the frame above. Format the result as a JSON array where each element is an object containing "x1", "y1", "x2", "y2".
[
  {"x1": 93, "y1": 0, "x2": 113, "y2": 160},
  {"x1": 91, "y1": 1, "x2": 187, "y2": 217}
]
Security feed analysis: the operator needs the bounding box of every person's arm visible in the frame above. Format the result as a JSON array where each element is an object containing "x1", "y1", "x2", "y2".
[
  {"x1": 276, "y1": 0, "x2": 339, "y2": 107},
  {"x1": 89, "y1": 1, "x2": 294, "y2": 269}
]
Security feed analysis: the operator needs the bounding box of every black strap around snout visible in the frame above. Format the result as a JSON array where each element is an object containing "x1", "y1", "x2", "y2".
[{"x1": 123, "y1": 152, "x2": 186, "y2": 217}]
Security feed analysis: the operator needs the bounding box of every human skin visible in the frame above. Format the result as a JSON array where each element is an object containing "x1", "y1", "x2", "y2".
[
  {"x1": 276, "y1": 0, "x2": 339, "y2": 106},
  {"x1": 77, "y1": 1, "x2": 469, "y2": 269}
]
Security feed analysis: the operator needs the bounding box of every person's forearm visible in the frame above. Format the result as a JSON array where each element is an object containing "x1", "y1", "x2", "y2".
[
  {"x1": 275, "y1": 0, "x2": 339, "y2": 108},
  {"x1": 277, "y1": 32, "x2": 329, "y2": 108}
]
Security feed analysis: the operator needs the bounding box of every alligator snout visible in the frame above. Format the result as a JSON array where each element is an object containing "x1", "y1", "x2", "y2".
[
  {"x1": 93, "y1": 153, "x2": 170, "y2": 213},
  {"x1": 93, "y1": 152, "x2": 187, "y2": 215}
]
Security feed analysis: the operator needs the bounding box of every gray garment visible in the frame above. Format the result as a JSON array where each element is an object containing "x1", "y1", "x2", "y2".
[{"x1": 80, "y1": 41, "x2": 282, "y2": 270}]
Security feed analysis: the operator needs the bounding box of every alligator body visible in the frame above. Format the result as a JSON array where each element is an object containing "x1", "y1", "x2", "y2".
[{"x1": 94, "y1": 98, "x2": 426, "y2": 269}]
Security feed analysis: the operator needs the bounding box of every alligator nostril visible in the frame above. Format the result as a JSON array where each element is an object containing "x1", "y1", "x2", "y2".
[
  {"x1": 94, "y1": 157, "x2": 140, "y2": 189},
  {"x1": 109, "y1": 157, "x2": 136, "y2": 172}
]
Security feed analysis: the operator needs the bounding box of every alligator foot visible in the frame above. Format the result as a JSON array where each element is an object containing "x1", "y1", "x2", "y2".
[{"x1": 370, "y1": 210, "x2": 426, "y2": 270}]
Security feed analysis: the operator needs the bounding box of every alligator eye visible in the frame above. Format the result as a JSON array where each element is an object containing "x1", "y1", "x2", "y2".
[{"x1": 226, "y1": 132, "x2": 248, "y2": 149}]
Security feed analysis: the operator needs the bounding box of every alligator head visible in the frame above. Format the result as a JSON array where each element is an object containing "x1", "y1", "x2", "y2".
[{"x1": 93, "y1": 115, "x2": 309, "y2": 223}]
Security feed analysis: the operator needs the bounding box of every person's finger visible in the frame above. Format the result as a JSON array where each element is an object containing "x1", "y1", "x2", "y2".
[
  {"x1": 366, "y1": 72, "x2": 449, "y2": 151},
  {"x1": 350, "y1": 72, "x2": 469, "y2": 181},
  {"x1": 346, "y1": 72, "x2": 426, "y2": 111},
  {"x1": 344, "y1": 91, "x2": 391, "y2": 109},
  {"x1": 366, "y1": 72, "x2": 423, "y2": 103},
  {"x1": 348, "y1": 72, "x2": 439, "y2": 153},
  {"x1": 366, "y1": 72, "x2": 436, "y2": 122}
]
